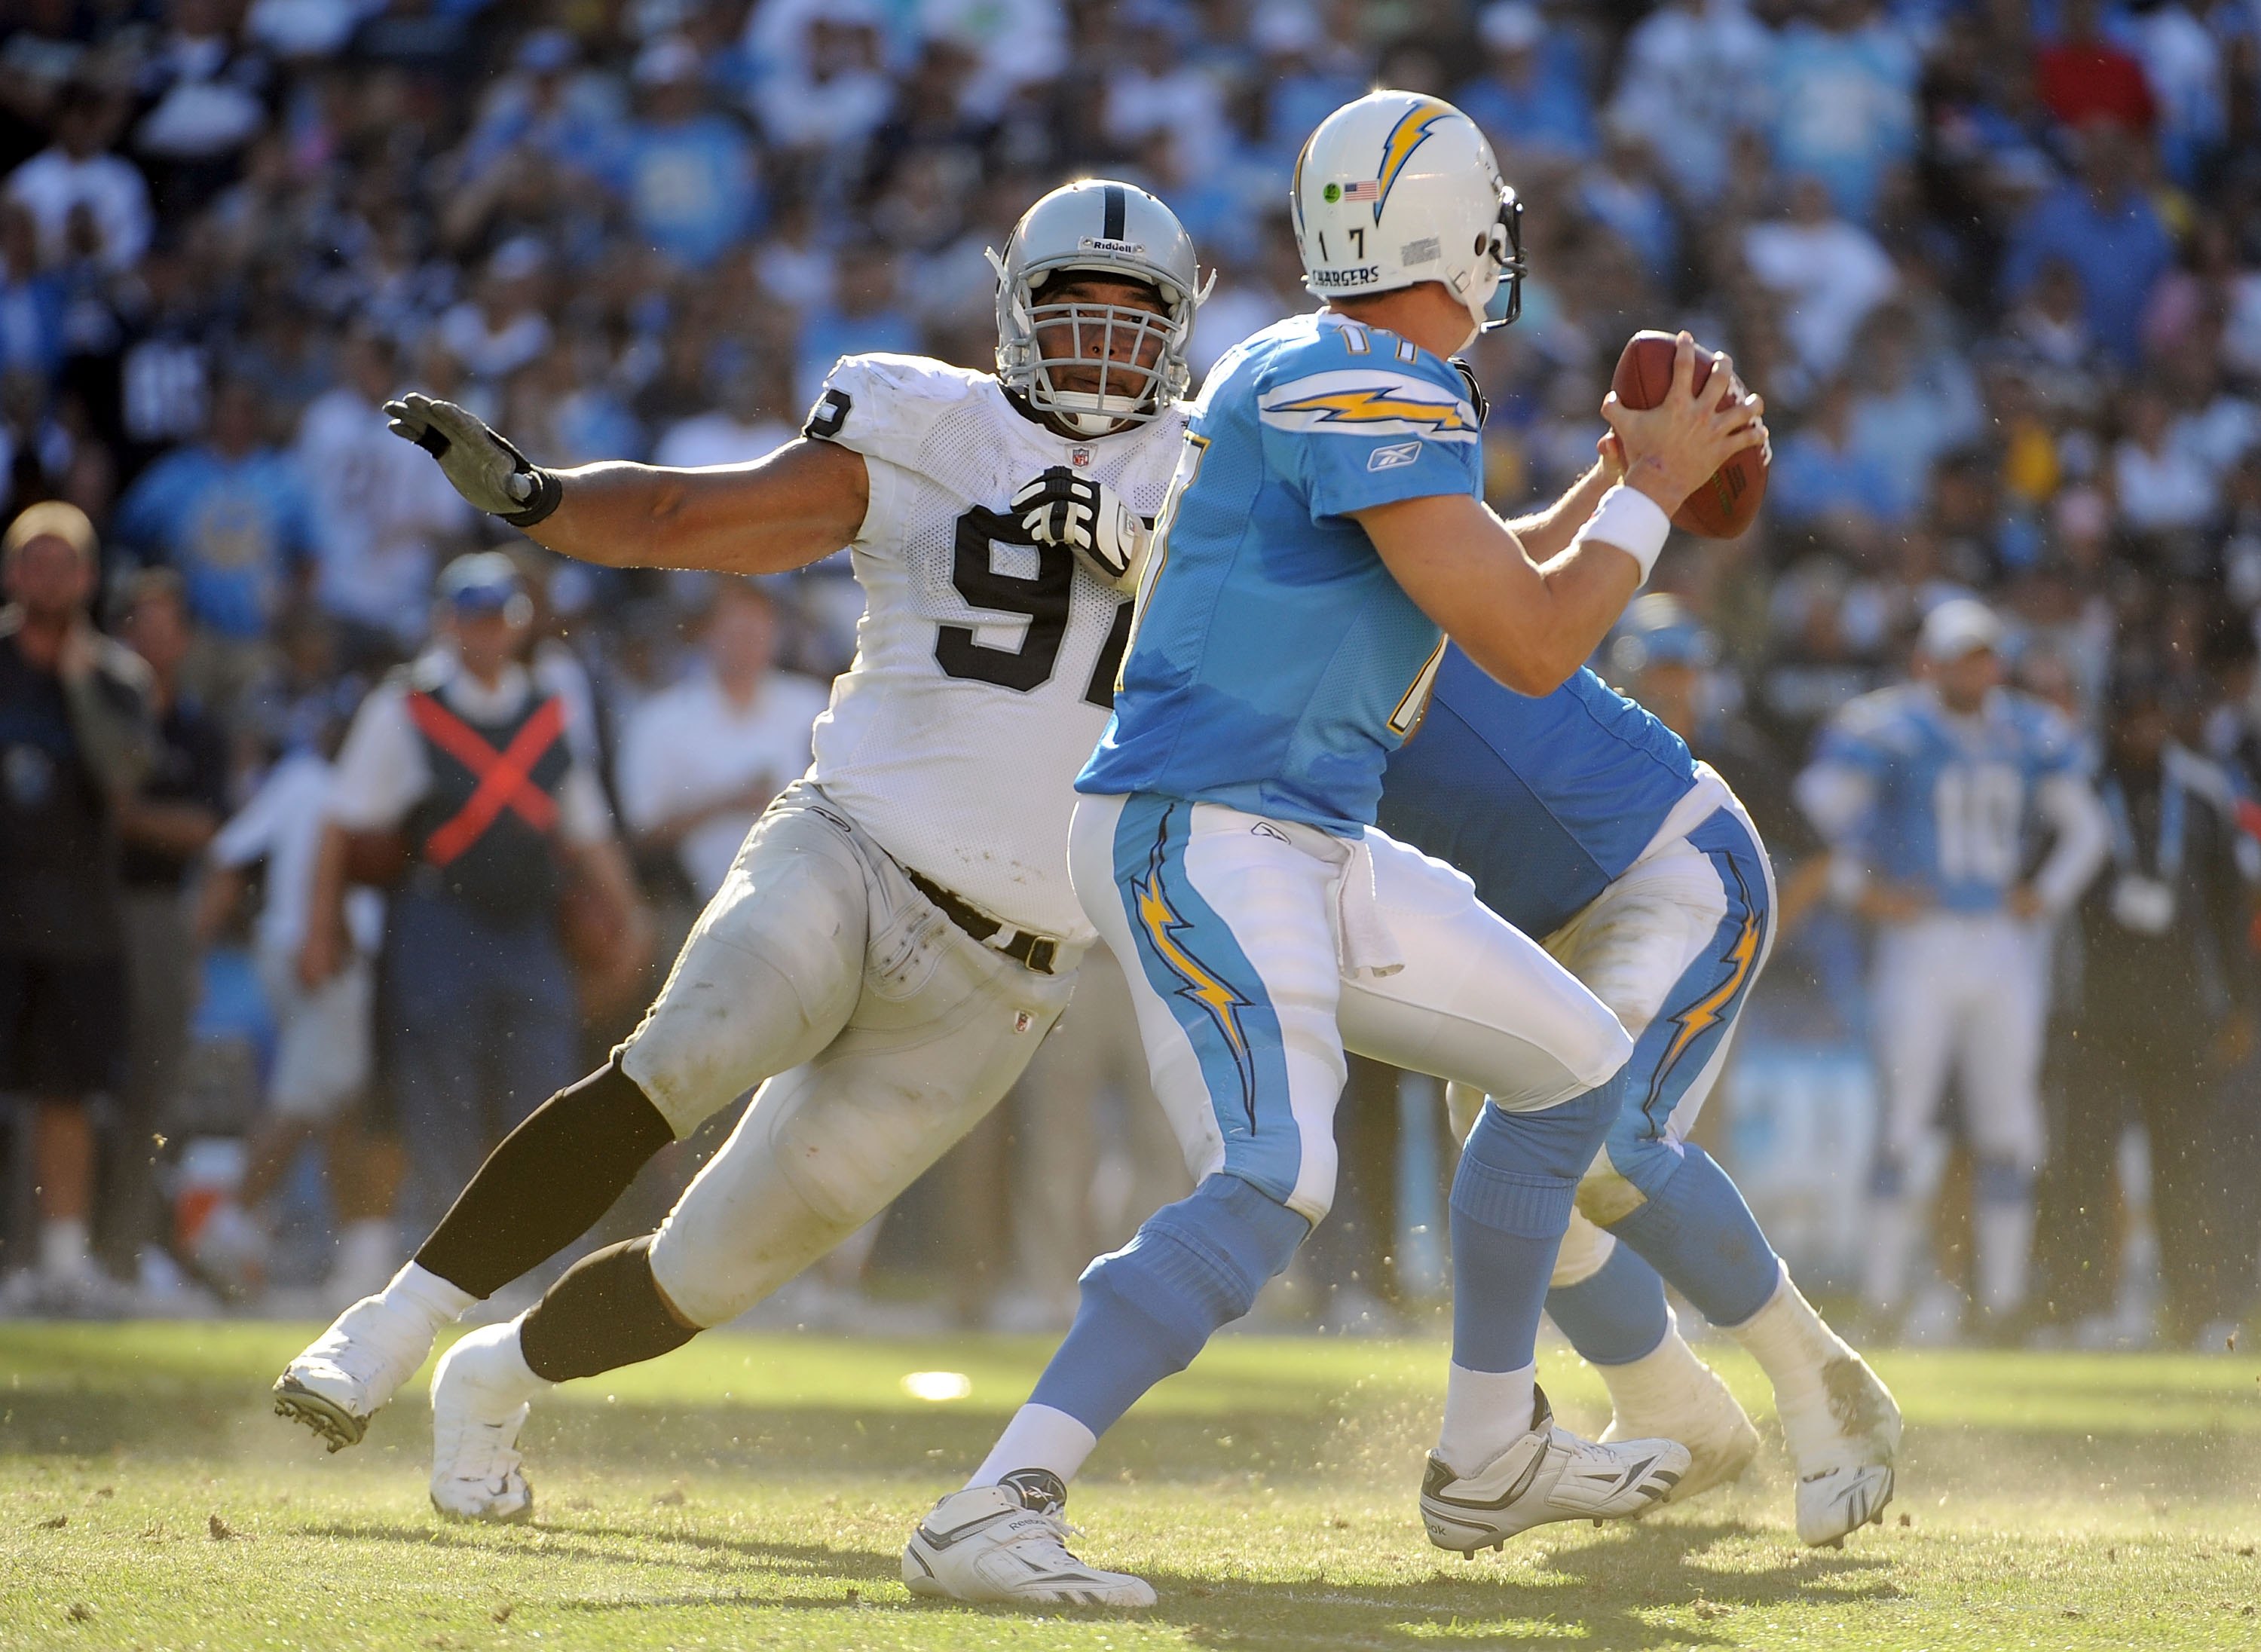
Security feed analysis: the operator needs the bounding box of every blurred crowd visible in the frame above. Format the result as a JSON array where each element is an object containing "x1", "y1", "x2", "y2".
[{"x1": 4, "y1": 0, "x2": 2261, "y2": 1344}]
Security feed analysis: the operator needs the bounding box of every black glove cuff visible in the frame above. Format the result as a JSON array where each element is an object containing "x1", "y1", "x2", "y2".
[{"x1": 498, "y1": 466, "x2": 563, "y2": 528}]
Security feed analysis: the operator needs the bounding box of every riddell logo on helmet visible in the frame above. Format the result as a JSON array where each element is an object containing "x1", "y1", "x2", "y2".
[
  {"x1": 1078, "y1": 236, "x2": 1146, "y2": 255},
  {"x1": 1309, "y1": 265, "x2": 1381, "y2": 288}
]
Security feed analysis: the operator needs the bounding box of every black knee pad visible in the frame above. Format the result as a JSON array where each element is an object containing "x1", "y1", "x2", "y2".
[{"x1": 519, "y1": 1234, "x2": 698, "y2": 1383}]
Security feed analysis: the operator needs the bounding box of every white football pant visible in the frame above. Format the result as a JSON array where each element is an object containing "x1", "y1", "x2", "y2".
[{"x1": 618, "y1": 781, "x2": 1078, "y2": 1328}]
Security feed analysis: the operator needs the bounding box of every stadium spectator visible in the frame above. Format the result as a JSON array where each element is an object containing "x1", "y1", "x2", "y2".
[
  {"x1": 435, "y1": 238, "x2": 554, "y2": 390},
  {"x1": 1771, "y1": 378, "x2": 1908, "y2": 534},
  {"x1": 616, "y1": 579, "x2": 828, "y2": 905},
  {"x1": 293, "y1": 330, "x2": 473, "y2": 662},
  {"x1": 4, "y1": 80, "x2": 151, "y2": 274},
  {"x1": 195, "y1": 686, "x2": 391, "y2": 1304},
  {"x1": 0, "y1": 201, "x2": 65, "y2": 385},
  {"x1": 1847, "y1": 314, "x2": 1984, "y2": 521},
  {"x1": 2115, "y1": 383, "x2": 2223, "y2": 540},
  {"x1": 110, "y1": 374, "x2": 317, "y2": 717},
  {"x1": 2001, "y1": 121, "x2": 2173, "y2": 368},
  {"x1": 2033, "y1": 674, "x2": 2256, "y2": 1347},
  {"x1": 2034, "y1": 0, "x2": 2158, "y2": 136},
  {"x1": 130, "y1": 0, "x2": 273, "y2": 217},
  {"x1": 794, "y1": 245, "x2": 918, "y2": 407},
  {"x1": 305, "y1": 552, "x2": 635, "y2": 1241},
  {"x1": 611, "y1": 35, "x2": 760, "y2": 273},
  {"x1": 1765, "y1": 0, "x2": 1920, "y2": 223},
  {"x1": 106, "y1": 570, "x2": 228, "y2": 1286},
  {"x1": 653, "y1": 354, "x2": 797, "y2": 470},
  {"x1": 0, "y1": 503, "x2": 151, "y2": 1312},
  {"x1": 1742, "y1": 174, "x2": 1899, "y2": 387},
  {"x1": 1454, "y1": 2, "x2": 1599, "y2": 171}
]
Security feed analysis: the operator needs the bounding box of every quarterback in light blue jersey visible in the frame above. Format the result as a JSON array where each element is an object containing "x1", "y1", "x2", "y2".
[
  {"x1": 1378, "y1": 614, "x2": 1899, "y2": 1546},
  {"x1": 921, "y1": 89, "x2": 1769, "y2": 1604},
  {"x1": 1078, "y1": 307, "x2": 1482, "y2": 827},
  {"x1": 1796, "y1": 598, "x2": 2107, "y2": 1338}
]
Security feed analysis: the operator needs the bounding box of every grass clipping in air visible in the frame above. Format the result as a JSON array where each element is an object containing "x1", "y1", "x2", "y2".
[{"x1": 3, "y1": 1322, "x2": 2259, "y2": 1648}]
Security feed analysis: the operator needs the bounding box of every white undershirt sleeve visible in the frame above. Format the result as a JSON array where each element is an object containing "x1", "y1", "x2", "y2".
[{"x1": 2030, "y1": 769, "x2": 2111, "y2": 917}]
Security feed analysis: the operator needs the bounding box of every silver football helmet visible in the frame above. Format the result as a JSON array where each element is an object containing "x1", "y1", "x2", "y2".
[{"x1": 989, "y1": 179, "x2": 1210, "y2": 436}]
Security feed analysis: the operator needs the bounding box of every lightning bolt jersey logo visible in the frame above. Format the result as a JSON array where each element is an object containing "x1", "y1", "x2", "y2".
[
  {"x1": 1259, "y1": 370, "x2": 1479, "y2": 442},
  {"x1": 1130, "y1": 815, "x2": 1257, "y2": 1125},
  {"x1": 1372, "y1": 100, "x2": 1454, "y2": 222},
  {"x1": 1642, "y1": 858, "x2": 1764, "y2": 1115}
]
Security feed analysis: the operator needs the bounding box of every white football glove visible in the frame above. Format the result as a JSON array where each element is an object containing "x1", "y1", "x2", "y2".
[
  {"x1": 1011, "y1": 467, "x2": 1149, "y2": 593},
  {"x1": 384, "y1": 392, "x2": 561, "y2": 527}
]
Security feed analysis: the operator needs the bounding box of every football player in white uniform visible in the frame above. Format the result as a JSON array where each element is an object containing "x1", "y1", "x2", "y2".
[{"x1": 271, "y1": 185, "x2": 1206, "y2": 1550}]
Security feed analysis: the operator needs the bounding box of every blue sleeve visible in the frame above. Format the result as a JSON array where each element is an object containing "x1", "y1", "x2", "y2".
[
  {"x1": 1814, "y1": 715, "x2": 1891, "y2": 780},
  {"x1": 111, "y1": 457, "x2": 182, "y2": 561},
  {"x1": 2024, "y1": 705, "x2": 2083, "y2": 779},
  {"x1": 1255, "y1": 349, "x2": 1482, "y2": 522}
]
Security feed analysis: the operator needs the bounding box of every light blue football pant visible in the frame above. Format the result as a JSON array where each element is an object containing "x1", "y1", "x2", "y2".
[
  {"x1": 1078, "y1": 791, "x2": 1633, "y2": 1225},
  {"x1": 1449, "y1": 785, "x2": 1786, "y2": 1348}
]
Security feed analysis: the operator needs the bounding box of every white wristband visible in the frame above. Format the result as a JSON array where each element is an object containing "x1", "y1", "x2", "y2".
[{"x1": 1574, "y1": 484, "x2": 1672, "y2": 583}]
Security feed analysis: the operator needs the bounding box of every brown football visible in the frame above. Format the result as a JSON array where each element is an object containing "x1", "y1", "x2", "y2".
[{"x1": 1609, "y1": 329, "x2": 1767, "y2": 539}]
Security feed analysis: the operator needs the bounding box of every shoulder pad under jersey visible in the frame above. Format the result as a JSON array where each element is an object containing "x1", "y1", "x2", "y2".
[{"x1": 802, "y1": 353, "x2": 998, "y2": 469}]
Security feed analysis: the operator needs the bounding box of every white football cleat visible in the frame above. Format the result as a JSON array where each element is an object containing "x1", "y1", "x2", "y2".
[
  {"x1": 1599, "y1": 1335, "x2": 1759, "y2": 1505},
  {"x1": 1785, "y1": 1353, "x2": 1901, "y2": 1546},
  {"x1": 272, "y1": 1293, "x2": 438, "y2": 1450},
  {"x1": 1421, "y1": 1386, "x2": 1690, "y2": 1555},
  {"x1": 428, "y1": 1323, "x2": 541, "y2": 1523},
  {"x1": 904, "y1": 1470, "x2": 1155, "y2": 1608}
]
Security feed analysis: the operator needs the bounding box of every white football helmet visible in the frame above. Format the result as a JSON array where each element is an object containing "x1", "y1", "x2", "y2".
[
  {"x1": 989, "y1": 179, "x2": 1210, "y2": 437},
  {"x1": 1290, "y1": 90, "x2": 1525, "y2": 343}
]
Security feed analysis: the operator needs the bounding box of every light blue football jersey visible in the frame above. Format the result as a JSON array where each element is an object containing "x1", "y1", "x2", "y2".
[
  {"x1": 1076, "y1": 311, "x2": 1483, "y2": 832},
  {"x1": 1377, "y1": 647, "x2": 1700, "y2": 938},
  {"x1": 1810, "y1": 681, "x2": 2083, "y2": 913}
]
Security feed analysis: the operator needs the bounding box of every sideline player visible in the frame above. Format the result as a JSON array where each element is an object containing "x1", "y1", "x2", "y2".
[
  {"x1": 1795, "y1": 599, "x2": 2107, "y2": 1336},
  {"x1": 1381, "y1": 590, "x2": 1900, "y2": 1548},
  {"x1": 270, "y1": 182, "x2": 1204, "y2": 1493},
  {"x1": 905, "y1": 91, "x2": 1766, "y2": 1605}
]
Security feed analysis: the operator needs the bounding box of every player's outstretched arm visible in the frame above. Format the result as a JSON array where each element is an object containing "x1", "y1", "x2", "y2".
[
  {"x1": 1357, "y1": 333, "x2": 1759, "y2": 696},
  {"x1": 383, "y1": 393, "x2": 869, "y2": 575}
]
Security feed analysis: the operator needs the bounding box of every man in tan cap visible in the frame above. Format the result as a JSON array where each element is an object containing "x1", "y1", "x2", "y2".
[{"x1": 0, "y1": 501, "x2": 155, "y2": 1313}]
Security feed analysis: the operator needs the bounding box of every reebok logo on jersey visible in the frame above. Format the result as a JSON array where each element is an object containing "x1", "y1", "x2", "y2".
[
  {"x1": 1367, "y1": 440, "x2": 1423, "y2": 471},
  {"x1": 1259, "y1": 370, "x2": 1479, "y2": 442}
]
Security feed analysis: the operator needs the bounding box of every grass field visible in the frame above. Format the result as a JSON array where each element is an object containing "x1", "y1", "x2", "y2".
[{"x1": 5, "y1": 1324, "x2": 2261, "y2": 1649}]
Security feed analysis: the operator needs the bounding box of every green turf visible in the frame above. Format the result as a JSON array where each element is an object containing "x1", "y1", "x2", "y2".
[{"x1": 5, "y1": 1323, "x2": 2261, "y2": 1650}]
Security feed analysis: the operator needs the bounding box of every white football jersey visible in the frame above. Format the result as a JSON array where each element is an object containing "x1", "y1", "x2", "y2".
[{"x1": 806, "y1": 353, "x2": 1189, "y2": 941}]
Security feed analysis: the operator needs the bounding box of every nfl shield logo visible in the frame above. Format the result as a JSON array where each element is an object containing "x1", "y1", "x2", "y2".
[{"x1": 1069, "y1": 446, "x2": 1094, "y2": 469}]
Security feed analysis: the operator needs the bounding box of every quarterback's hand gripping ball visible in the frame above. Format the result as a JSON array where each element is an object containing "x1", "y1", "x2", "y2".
[
  {"x1": 384, "y1": 392, "x2": 563, "y2": 528},
  {"x1": 1011, "y1": 466, "x2": 1148, "y2": 592}
]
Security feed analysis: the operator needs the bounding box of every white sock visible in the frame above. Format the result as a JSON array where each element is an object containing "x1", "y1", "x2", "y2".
[
  {"x1": 1725, "y1": 1262, "x2": 1846, "y2": 1410},
  {"x1": 378, "y1": 1260, "x2": 477, "y2": 1333},
  {"x1": 1436, "y1": 1361, "x2": 1537, "y2": 1477},
  {"x1": 1973, "y1": 1199, "x2": 2035, "y2": 1315},
  {"x1": 1596, "y1": 1314, "x2": 1712, "y2": 1428},
  {"x1": 38, "y1": 1219, "x2": 90, "y2": 1279},
  {"x1": 453, "y1": 1318, "x2": 549, "y2": 1407},
  {"x1": 969, "y1": 1403, "x2": 1099, "y2": 1488}
]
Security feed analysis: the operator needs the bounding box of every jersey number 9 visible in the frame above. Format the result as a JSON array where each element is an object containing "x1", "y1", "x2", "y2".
[{"x1": 936, "y1": 505, "x2": 1130, "y2": 708}]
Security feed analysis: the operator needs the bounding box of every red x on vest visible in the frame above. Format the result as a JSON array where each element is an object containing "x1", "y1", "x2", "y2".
[{"x1": 405, "y1": 690, "x2": 565, "y2": 867}]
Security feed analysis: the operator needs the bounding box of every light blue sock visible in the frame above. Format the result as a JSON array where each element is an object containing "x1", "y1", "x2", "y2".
[
  {"x1": 1546, "y1": 1238, "x2": 1672, "y2": 1365},
  {"x1": 1605, "y1": 1143, "x2": 1780, "y2": 1329},
  {"x1": 1450, "y1": 1074, "x2": 1623, "y2": 1372},
  {"x1": 1027, "y1": 1173, "x2": 1309, "y2": 1437}
]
